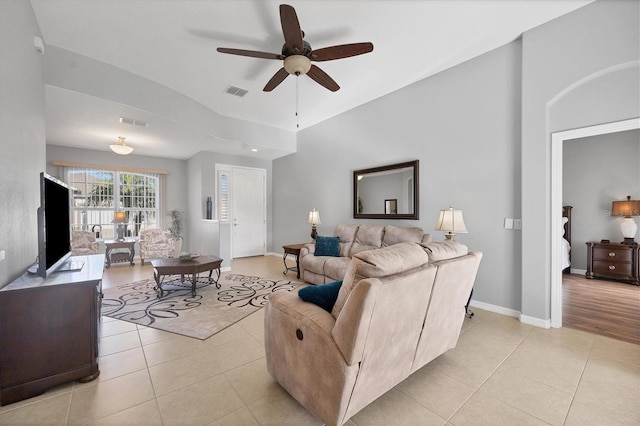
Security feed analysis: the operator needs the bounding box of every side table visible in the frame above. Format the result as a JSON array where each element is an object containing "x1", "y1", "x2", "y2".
[
  {"x1": 104, "y1": 239, "x2": 136, "y2": 268},
  {"x1": 586, "y1": 241, "x2": 639, "y2": 285},
  {"x1": 283, "y1": 243, "x2": 306, "y2": 279}
]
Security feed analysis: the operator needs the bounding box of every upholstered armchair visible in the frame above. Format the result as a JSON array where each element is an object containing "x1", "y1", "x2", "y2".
[
  {"x1": 71, "y1": 230, "x2": 99, "y2": 256},
  {"x1": 139, "y1": 228, "x2": 182, "y2": 265}
]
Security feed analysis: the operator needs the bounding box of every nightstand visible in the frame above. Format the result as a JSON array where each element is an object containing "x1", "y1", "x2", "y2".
[{"x1": 585, "y1": 242, "x2": 639, "y2": 285}]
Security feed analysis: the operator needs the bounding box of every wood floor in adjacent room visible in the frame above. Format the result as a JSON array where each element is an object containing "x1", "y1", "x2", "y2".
[{"x1": 563, "y1": 273, "x2": 640, "y2": 345}]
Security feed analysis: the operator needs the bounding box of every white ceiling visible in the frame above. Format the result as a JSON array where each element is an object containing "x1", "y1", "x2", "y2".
[{"x1": 31, "y1": 0, "x2": 594, "y2": 160}]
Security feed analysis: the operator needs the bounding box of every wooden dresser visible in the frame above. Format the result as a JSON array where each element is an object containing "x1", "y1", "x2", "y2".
[
  {"x1": 0, "y1": 254, "x2": 104, "y2": 406},
  {"x1": 585, "y1": 242, "x2": 639, "y2": 285}
]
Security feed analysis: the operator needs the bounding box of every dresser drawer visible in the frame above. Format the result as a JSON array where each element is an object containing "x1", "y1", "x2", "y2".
[
  {"x1": 592, "y1": 260, "x2": 633, "y2": 278},
  {"x1": 592, "y1": 247, "x2": 633, "y2": 262}
]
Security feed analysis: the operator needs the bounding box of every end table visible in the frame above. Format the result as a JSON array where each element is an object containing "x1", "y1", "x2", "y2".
[
  {"x1": 104, "y1": 239, "x2": 136, "y2": 268},
  {"x1": 282, "y1": 243, "x2": 306, "y2": 279}
]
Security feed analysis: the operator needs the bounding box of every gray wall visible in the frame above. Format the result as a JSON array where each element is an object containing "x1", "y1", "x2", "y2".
[
  {"x1": 274, "y1": 0, "x2": 639, "y2": 322},
  {"x1": 274, "y1": 40, "x2": 523, "y2": 312},
  {"x1": 521, "y1": 0, "x2": 639, "y2": 322},
  {"x1": 186, "y1": 151, "x2": 273, "y2": 267},
  {"x1": 563, "y1": 129, "x2": 640, "y2": 270},
  {"x1": 46, "y1": 145, "x2": 188, "y2": 243},
  {"x1": 0, "y1": 1, "x2": 46, "y2": 286}
]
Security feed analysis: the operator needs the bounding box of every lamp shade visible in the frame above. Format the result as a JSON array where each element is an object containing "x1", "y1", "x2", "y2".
[
  {"x1": 435, "y1": 206, "x2": 468, "y2": 240},
  {"x1": 112, "y1": 211, "x2": 128, "y2": 223},
  {"x1": 308, "y1": 209, "x2": 321, "y2": 225},
  {"x1": 611, "y1": 196, "x2": 640, "y2": 218}
]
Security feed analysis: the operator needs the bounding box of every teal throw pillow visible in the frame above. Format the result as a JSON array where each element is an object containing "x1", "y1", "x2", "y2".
[
  {"x1": 315, "y1": 235, "x2": 340, "y2": 257},
  {"x1": 298, "y1": 281, "x2": 343, "y2": 312}
]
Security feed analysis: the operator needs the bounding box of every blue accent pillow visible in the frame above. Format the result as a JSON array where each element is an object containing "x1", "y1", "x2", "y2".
[
  {"x1": 315, "y1": 235, "x2": 340, "y2": 257},
  {"x1": 298, "y1": 281, "x2": 343, "y2": 312}
]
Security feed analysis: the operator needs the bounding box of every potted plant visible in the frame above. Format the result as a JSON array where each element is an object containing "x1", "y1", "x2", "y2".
[{"x1": 167, "y1": 209, "x2": 185, "y2": 238}]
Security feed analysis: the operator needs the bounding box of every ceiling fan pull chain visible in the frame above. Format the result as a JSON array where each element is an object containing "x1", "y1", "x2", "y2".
[{"x1": 296, "y1": 75, "x2": 300, "y2": 129}]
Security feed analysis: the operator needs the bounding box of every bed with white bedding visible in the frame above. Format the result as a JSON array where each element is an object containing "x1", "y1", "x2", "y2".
[{"x1": 562, "y1": 206, "x2": 572, "y2": 273}]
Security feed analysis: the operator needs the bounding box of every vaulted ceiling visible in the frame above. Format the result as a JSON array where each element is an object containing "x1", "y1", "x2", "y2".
[{"x1": 31, "y1": 0, "x2": 594, "y2": 160}]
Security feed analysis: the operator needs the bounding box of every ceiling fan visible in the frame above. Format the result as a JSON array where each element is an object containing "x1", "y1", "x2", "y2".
[{"x1": 217, "y1": 4, "x2": 373, "y2": 92}]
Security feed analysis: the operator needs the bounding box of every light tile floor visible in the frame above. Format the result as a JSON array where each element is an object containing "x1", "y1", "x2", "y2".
[{"x1": 0, "y1": 255, "x2": 638, "y2": 425}]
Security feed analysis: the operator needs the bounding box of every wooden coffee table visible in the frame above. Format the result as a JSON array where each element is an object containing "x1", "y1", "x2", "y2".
[{"x1": 150, "y1": 255, "x2": 223, "y2": 298}]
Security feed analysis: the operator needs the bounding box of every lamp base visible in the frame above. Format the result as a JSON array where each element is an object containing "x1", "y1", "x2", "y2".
[
  {"x1": 444, "y1": 233, "x2": 456, "y2": 241},
  {"x1": 116, "y1": 225, "x2": 125, "y2": 241},
  {"x1": 621, "y1": 237, "x2": 637, "y2": 245},
  {"x1": 310, "y1": 225, "x2": 317, "y2": 241}
]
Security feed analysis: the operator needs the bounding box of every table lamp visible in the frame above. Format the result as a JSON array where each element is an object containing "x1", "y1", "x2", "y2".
[
  {"x1": 435, "y1": 205, "x2": 468, "y2": 240},
  {"x1": 611, "y1": 196, "x2": 640, "y2": 244},
  {"x1": 308, "y1": 209, "x2": 321, "y2": 240},
  {"x1": 112, "y1": 211, "x2": 128, "y2": 241}
]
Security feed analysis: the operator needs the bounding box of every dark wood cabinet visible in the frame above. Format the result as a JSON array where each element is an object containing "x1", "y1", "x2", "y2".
[
  {"x1": 0, "y1": 254, "x2": 104, "y2": 406},
  {"x1": 586, "y1": 242, "x2": 639, "y2": 285}
]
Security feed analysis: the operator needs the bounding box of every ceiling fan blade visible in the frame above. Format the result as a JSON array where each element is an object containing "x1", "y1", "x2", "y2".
[
  {"x1": 307, "y1": 65, "x2": 340, "y2": 92},
  {"x1": 280, "y1": 4, "x2": 304, "y2": 54},
  {"x1": 217, "y1": 47, "x2": 284, "y2": 60},
  {"x1": 311, "y1": 42, "x2": 374, "y2": 61},
  {"x1": 263, "y1": 67, "x2": 290, "y2": 92}
]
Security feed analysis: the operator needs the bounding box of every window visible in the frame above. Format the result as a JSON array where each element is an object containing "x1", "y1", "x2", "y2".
[
  {"x1": 218, "y1": 170, "x2": 230, "y2": 222},
  {"x1": 67, "y1": 168, "x2": 160, "y2": 239}
]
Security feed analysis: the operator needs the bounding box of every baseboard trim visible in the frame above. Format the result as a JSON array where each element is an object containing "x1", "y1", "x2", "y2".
[
  {"x1": 570, "y1": 268, "x2": 586, "y2": 275},
  {"x1": 468, "y1": 300, "x2": 520, "y2": 318},
  {"x1": 520, "y1": 314, "x2": 551, "y2": 329},
  {"x1": 469, "y1": 300, "x2": 551, "y2": 329}
]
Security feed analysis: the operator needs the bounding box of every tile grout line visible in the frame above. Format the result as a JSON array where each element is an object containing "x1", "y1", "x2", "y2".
[
  {"x1": 560, "y1": 337, "x2": 595, "y2": 425},
  {"x1": 444, "y1": 326, "x2": 534, "y2": 425}
]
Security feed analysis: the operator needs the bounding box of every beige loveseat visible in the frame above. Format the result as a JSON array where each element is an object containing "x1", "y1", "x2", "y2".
[
  {"x1": 265, "y1": 241, "x2": 482, "y2": 426},
  {"x1": 299, "y1": 224, "x2": 432, "y2": 284}
]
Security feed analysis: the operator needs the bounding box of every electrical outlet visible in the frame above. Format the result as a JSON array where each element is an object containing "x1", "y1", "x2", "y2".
[
  {"x1": 0, "y1": 250, "x2": 5, "y2": 261},
  {"x1": 514, "y1": 219, "x2": 522, "y2": 229},
  {"x1": 504, "y1": 218, "x2": 513, "y2": 229}
]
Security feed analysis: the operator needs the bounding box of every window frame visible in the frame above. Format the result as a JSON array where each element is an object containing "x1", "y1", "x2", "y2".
[{"x1": 66, "y1": 167, "x2": 160, "y2": 239}]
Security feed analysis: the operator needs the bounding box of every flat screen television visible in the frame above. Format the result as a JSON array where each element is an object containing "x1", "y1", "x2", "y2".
[{"x1": 36, "y1": 172, "x2": 73, "y2": 278}]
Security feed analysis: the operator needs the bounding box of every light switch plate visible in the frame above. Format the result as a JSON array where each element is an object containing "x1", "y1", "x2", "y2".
[
  {"x1": 504, "y1": 218, "x2": 514, "y2": 229},
  {"x1": 514, "y1": 219, "x2": 522, "y2": 229}
]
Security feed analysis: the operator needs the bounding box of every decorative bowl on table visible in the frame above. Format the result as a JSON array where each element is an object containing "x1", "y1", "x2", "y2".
[{"x1": 178, "y1": 253, "x2": 200, "y2": 261}]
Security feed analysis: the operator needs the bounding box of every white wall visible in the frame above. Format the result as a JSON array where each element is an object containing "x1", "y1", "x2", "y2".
[
  {"x1": 274, "y1": 40, "x2": 523, "y2": 312},
  {"x1": 521, "y1": 0, "x2": 639, "y2": 322},
  {"x1": 0, "y1": 1, "x2": 46, "y2": 286}
]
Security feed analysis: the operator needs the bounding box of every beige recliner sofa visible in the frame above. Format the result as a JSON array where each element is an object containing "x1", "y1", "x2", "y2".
[
  {"x1": 265, "y1": 241, "x2": 482, "y2": 426},
  {"x1": 299, "y1": 224, "x2": 432, "y2": 284}
]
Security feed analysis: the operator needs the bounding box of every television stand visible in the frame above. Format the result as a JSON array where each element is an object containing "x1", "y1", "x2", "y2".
[
  {"x1": 0, "y1": 254, "x2": 104, "y2": 406},
  {"x1": 57, "y1": 259, "x2": 85, "y2": 272}
]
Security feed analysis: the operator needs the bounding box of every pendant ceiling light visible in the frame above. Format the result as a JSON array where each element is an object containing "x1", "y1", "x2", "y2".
[{"x1": 110, "y1": 136, "x2": 133, "y2": 155}]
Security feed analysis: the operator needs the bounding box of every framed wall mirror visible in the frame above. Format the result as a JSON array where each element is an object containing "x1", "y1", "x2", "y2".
[{"x1": 353, "y1": 160, "x2": 419, "y2": 220}]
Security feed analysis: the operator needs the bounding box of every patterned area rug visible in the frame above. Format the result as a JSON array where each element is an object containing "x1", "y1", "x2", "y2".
[{"x1": 102, "y1": 273, "x2": 300, "y2": 340}]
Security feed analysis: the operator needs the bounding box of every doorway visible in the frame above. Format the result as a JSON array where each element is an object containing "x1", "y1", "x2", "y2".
[
  {"x1": 232, "y1": 167, "x2": 266, "y2": 258},
  {"x1": 216, "y1": 164, "x2": 267, "y2": 259},
  {"x1": 550, "y1": 117, "x2": 640, "y2": 327}
]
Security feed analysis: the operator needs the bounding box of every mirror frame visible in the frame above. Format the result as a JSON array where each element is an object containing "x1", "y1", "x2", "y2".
[{"x1": 353, "y1": 160, "x2": 419, "y2": 220}]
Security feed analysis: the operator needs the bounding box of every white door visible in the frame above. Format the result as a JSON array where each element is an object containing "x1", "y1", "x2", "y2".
[{"x1": 232, "y1": 167, "x2": 266, "y2": 258}]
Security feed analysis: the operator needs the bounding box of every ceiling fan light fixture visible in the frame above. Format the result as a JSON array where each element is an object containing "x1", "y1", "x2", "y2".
[
  {"x1": 284, "y1": 55, "x2": 311, "y2": 75},
  {"x1": 110, "y1": 136, "x2": 134, "y2": 155}
]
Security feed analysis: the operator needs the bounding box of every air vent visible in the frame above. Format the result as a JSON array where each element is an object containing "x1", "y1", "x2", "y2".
[
  {"x1": 224, "y1": 85, "x2": 248, "y2": 98},
  {"x1": 119, "y1": 117, "x2": 150, "y2": 127}
]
